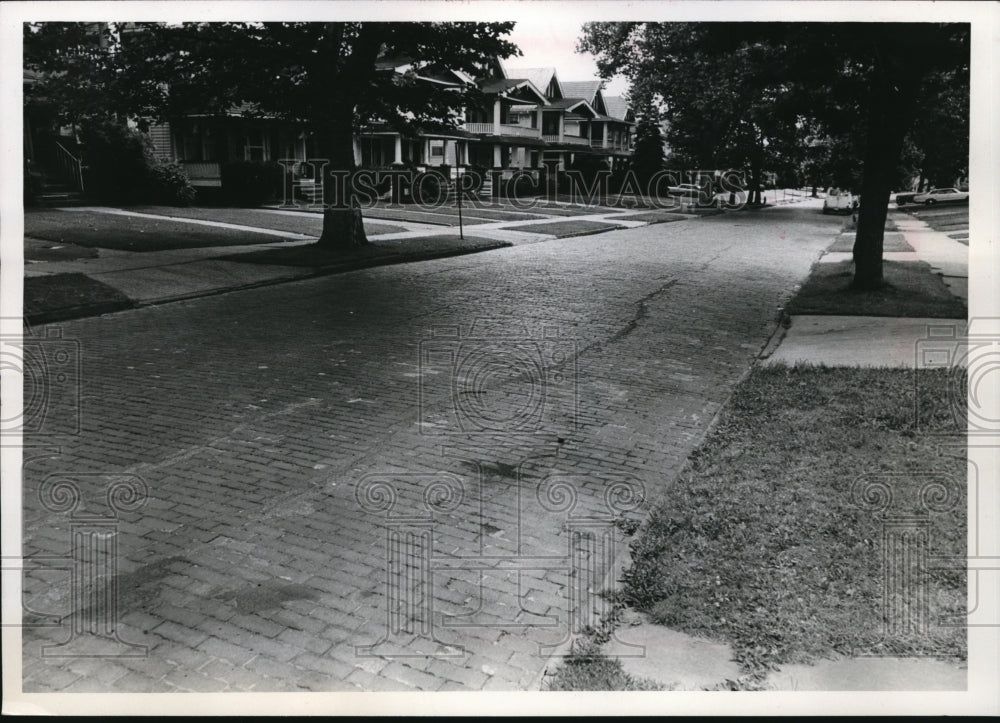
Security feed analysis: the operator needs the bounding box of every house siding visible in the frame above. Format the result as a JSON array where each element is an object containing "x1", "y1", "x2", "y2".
[{"x1": 148, "y1": 122, "x2": 174, "y2": 161}]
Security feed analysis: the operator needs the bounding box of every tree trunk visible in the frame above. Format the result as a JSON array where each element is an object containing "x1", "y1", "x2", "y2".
[
  {"x1": 317, "y1": 114, "x2": 369, "y2": 250},
  {"x1": 811, "y1": 184, "x2": 818, "y2": 198},
  {"x1": 749, "y1": 160, "x2": 762, "y2": 205},
  {"x1": 852, "y1": 36, "x2": 920, "y2": 290}
]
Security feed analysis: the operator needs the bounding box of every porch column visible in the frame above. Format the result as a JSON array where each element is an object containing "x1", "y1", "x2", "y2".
[
  {"x1": 393, "y1": 135, "x2": 403, "y2": 165},
  {"x1": 602, "y1": 123, "x2": 608, "y2": 149},
  {"x1": 353, "y1": 136, "x2": 362, "y2": 167},
  {"x1": 536, "y1": 108, "x2": 543, "y2": 133},
  {"x1": 493, "y1": 144, "x2": 503, "y2": 168},
  {"x1": 558, "y1": 114, "x2": 564, "y2": 143},
  {"x1": 423, "y1": 139, "x2": 431, "y2": 166},
  {"x1": 493, "y1": 100, "x2": 502, "y2": 135}
]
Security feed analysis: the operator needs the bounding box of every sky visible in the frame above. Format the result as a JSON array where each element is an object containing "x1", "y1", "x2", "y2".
[{"x1": 507, "y1": 20, "x2": 630, "y2": 97}]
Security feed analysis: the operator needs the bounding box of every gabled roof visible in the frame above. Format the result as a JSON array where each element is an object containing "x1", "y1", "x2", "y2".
[
  {"x1": 542, "y1": 97, "x2": 599, "y2": 117},
  {"x1": 375, "y1": 54, "x2": 415, "y2": 71},
  {"x1": 560, "y1": 81, "x2": 604, "y2": 105},
  {"x1": 478, "y1": 78, "x2": 525, "y2": 93},
  {"x1": 416, "y1": 68, "x2": 471, "y2": 87},
  {"x1": 478, "y1": 78, "x2": 549, "y2": 105},
  {"x1": 603, "y1": 96, "x2": 635, "y2": 122},
  {"x1": 504, "y1": 67, "x2": 562, "y2": 99}
]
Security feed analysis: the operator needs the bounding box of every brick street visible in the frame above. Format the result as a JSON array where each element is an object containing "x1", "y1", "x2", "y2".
[{"x1": 21, "y1": 200, "x2": 842, "y2": 692}]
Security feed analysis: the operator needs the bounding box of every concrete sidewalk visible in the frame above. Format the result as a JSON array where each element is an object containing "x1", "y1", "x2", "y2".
[
  {"x1": 816, "y1": 211, "x2": 969, "y2": 302},
  {"x1": 766, "y1": 209, "x2": 969, "y2": 368}
]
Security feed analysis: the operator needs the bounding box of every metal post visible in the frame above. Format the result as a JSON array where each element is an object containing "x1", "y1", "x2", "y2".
[{"x1": 456, "y1": 142, "x2": 464, "y2": 240}]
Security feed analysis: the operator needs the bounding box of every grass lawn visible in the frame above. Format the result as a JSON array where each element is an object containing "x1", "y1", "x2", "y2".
[
  {"x1": 222, "y1": 235, "x2": 508, "y2": 268},
  {"x1": 497, "y1": 220, "x2": 625, "y2": 237},
  {"x1": 24, "y1": 272, "x2": 134, "y2": 322},
  {"x1": 619, "y1": 365, "x2": 966, "y2": 681},
  {"x1": 350, "y1": 206, "x2": 492, "y2": 226},
  {"x1": 270, "y1": 202, "x2": 550, "y2": 225},
  {"x1": 617, "y1": 211, "x2": 691, "y2": 224},
  {"x1": 785, "y1": 259, "x2": 967, "y2": 318},
  {"x1": 543, "y1": 191, "x2": 689, "y2": 212},
  {"x1": 827, "y1": 233, "x2": 914, "y2": 253},
  {"x1": 128, "y1": 206, "x2": 408, "y2": 236},
  {"x1": 24, "y1": 236, "x2": 99, "y2": 262},
  {"x1": 372, "y1": 204, "x2": 549, "y2": 222},
  {"x1": 25, "y1": 210, "x2": 303, "y2": 252},
  {"x1": 545, "y1": 641, "x2": 664, "y2": 691}
]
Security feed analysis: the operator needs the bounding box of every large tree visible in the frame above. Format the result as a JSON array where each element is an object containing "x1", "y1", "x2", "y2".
[
  {"x1": 25, "y1": 22, "x2": 520, "y2": 249},
  {"x1": 580, "y1": 22, "x2": 969, "y2": 290},
  {"x1": 628, "y1": 95, "x2": 666, "y2": 190},
  {"x1": 581, "y1": 23, "x2": 809, "y2": 206}
]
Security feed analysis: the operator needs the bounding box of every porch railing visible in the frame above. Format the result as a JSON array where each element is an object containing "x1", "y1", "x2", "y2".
[
  {"x1": 180, "y1": 161, "x2": 223, "y2": 186},
  {"x1": 54, "y1": 141, "x2": 85, "y2": 193},
  {"x1": 464, "y1": 122, "x2": 542, "y2": 138},
  {"x1": 590, "y1": 139, "x2": 632, "y2": 151},
  {"x1": 499, "y1": 124, "x2": 541, "y2": 138},
  {"x1": 542, "y1": 134, "x2": 590, "y2": 146}
]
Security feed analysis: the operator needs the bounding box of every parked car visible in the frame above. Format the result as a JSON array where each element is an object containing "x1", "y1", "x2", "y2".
[
  {"x1": 894, "y1": 191, "x2": 918, "y2": 205},
  {"x1": 667, "y1": 182, "x2": 720, "y2": 206},
  {"x1": 667, "y1": 183, "x2": 702, "y2": 197},
  {"x1": 912, "y1": 187, "x2": 969, "y2": 205},
  {"x1": 822, "y1": 188, "x2": 857, "y2": 215}
]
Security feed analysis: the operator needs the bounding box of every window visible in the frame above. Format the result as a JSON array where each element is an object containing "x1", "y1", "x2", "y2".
[
  {"x1": 182, "y1": 123, "x2": 203, "y2": 161},
  {"x1": 430, "y1": 140, "x2": 445, "y2": 158},
  {"x1": 245, "y1": 130, "x2": 267, "y2": 161},
  {"x1": 201, "y1": 127, "x2": 217, "y2": 161}
]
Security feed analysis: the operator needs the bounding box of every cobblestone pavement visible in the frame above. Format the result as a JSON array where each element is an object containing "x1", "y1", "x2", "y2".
[{"x1": 19, "y1": 200, "x2": 841, "y2": 692}]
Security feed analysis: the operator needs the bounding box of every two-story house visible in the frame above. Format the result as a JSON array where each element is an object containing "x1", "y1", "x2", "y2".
[{"x1": 144, "y1": 54, "x2": 633, "y2": 196}]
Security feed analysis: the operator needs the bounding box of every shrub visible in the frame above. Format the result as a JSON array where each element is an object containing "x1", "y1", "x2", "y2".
[
  {"x1": 506, "y1": 173, "x2": 538, "y2": 199},
  {"x1": 567, "y1": 156, "x2": 611, "y2": 185},
  {"x1": 80, "y1": 120, "x2": 157, "y2": 204},
  {"x1": 221, "y1": 160, "x2": 284, "y2": 206},
  {"x1": 77, "y1": 120, "x2": 197, "y2": 206},
  {"x1": 147, "y1": 162, "x2": 197, "y2": 206},
  {"x1": 412, "y1": 170, "x2": 447, "y2": 205}
]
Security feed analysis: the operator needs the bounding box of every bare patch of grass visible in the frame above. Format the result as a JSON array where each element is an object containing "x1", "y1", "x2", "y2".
[
  {"x1": 544, "y1": 640, "x2": 666, "y2": 691},
  {"x1": 785, "y1": 259, "x2": 966, "y2": 318}
]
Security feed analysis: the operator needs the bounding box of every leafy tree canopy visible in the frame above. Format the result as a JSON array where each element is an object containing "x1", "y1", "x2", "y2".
[
  {"x1": 25, "y1": 21, "x2": 521, "y2": 248},
  {"x1": 580, "y1": 21, "x2": 969, "y2": 288}
]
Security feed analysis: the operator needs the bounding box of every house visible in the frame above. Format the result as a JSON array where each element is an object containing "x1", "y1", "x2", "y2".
[
  {"x1": 25, "y1": 23, "x2": 636, "y2": 202},
  {"x1": 504, "y1": 67, "x2": 600, "y2": 171},
  {"x1": 560, "y1": 81, "x2": 635, "y2": 169},
  {"x1": 141, "y1": 54, "x2": 636, "y2": 197},
  {"x1": 23, "y1": 63, "x2": 88, "y2": 202}
]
